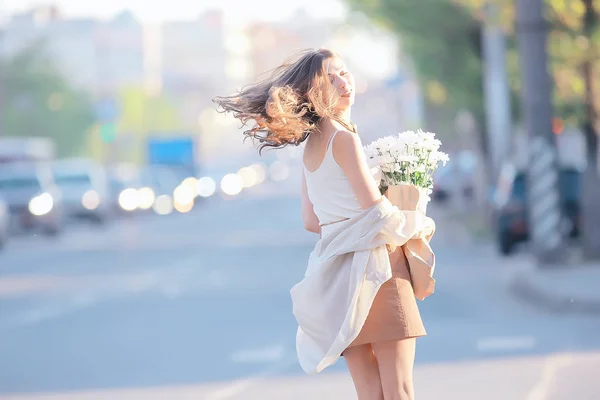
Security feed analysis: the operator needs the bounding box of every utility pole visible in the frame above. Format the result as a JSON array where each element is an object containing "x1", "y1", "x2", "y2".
[
  {"x1": 0, "y1": 0, "x2": 5, "y2": 138},
  {"x1": 482, "y1": 2, "x2": 511, "y2": 181},
  {"x1": 516, "y1": 0, "x2": 566, "y2": 266},
  {"x1": 580, "y1": 0, "x2": 600, "y2": 259}
]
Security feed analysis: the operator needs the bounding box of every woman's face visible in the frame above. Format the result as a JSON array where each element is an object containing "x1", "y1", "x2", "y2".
[{"x1": 323, "y1": 56, "x2": 355, "y2": 111}]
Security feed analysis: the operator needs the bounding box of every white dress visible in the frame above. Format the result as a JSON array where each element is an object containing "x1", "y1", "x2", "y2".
[
  {"x1": 303, "y1": 130, "x2": 364, "y2": 226},
  {"x1": 292, "y1": 130, "x2": 435, "y2": 374}
]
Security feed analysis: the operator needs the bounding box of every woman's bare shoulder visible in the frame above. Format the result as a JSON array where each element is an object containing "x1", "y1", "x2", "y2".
[{"x1": 332, "y1": 130, "x2": 362, "y2": 157}]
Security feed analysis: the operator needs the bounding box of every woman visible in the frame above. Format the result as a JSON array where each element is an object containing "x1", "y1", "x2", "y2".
[{"x1": 214, "y1": 48, "x2": 435, "y2": 400}]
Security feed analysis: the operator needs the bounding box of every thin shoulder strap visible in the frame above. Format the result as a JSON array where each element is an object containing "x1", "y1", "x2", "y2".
[{"x1": 325, "y1": 130, "x2": 340, "y2": 152}]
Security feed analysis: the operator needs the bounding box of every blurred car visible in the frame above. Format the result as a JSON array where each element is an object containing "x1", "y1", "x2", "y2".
[
  {"x1": 106, "y1": 164, "x2": 143, "y2": 215},
  {"x1": 196, "y1": 165, "x2": 230, "y2": 199},
  {"x1": 52, "y1": 159, "x2": 111, "y2": 224},
  {"x1": 493, "y1": 162, "x2": 581, "y2": 255},
  {"x1": 0, "y1": 196, "x2": 9, "y2": 249},
  {"x1": 431, "y1": 163, "x2": 454, "y2": 202},
  {"x1": 108, "y1": 175, "x2": 140, "y2": 215},
  {"x1": 431, "y1": 152, "x2": 477, "y2": 203},
  {"x1": 105, "y1": 164, "x2": 182, "y2": 215},
  {"x1": 0, "y1": 162, "x2": 63, "y2": 236},
  {"x1": 137, "y1": 165, "x2": 181, "y2": 215},
  {"x1": 195, "y1": 163, "x2": 268, "y2": 200}
]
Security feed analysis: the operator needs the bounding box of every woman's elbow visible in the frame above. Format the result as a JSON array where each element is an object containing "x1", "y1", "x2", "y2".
[
  {"x1": 302, "y1": 207, "x2": 320, "y2": 233},
  {"x1": 302, "y1": 213, "x2": 320, "y2": 233},
  {"x1": 303, "y1": 221, "x2": 320, "y2": 234}
]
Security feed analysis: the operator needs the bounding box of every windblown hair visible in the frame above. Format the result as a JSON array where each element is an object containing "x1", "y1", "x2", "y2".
[{"x1": 213, "y1": 48, "x2": 355, "y2": 154}]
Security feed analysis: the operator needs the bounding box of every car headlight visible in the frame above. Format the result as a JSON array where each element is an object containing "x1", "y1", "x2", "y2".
[
  {"x1": 196, "y1": 177, "x2": 216, "y2": 197},
  {"x1": 173, "y1": 184, "x2": 195, "y2": 205},
  {"x1": 81, "y1": 190, "x2": 101, "y2": 210},
  {"x1": 221, "y1": 174, "x2": 243, "y2": 196},
  {"x1": 137, "y1": 187, "x2": 156, "y2": 210},
  {"x1": 153, "y1": 195, "x2": 174, "y2": 215},
  {"x1": 29, "y1": 193, "x2": 54, "y2": 216},
  {"x1": 118, "y1": 188, "x2": 139, "y2": 211}
]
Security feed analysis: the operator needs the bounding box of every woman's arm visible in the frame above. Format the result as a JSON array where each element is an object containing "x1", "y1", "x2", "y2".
[
  {"x1": 332, "y1": 131, "x2": 382, "y2": 209},
  {"x1": 301, "y1": 172, "x2": 321, "y2": 234}
]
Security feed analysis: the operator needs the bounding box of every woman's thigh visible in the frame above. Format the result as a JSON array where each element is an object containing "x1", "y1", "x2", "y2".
[
  {"x1": 344, "y1": 344, "x2": 384, "y2": 400},
  {"x1": 371, "y1": 338, "x2": 416, "y2": 400}
]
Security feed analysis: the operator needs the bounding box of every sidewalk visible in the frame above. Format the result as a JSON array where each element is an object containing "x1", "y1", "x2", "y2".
[
  {"x1": 508, "y1": 253, "x2": 600, "y2": 314},
  {"x1": 4, "y1": 351, "x2": 600, "y2": 399}
]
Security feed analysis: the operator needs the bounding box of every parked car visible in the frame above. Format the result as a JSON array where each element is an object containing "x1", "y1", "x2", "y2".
[
  {"x1": 431, "y1": 153, "x2": 477, "y2": 203},
  {"x1": 139, "y1": 165, "x2": 181, "y2": 214},
  {"x1": 431, "y1": 164, "x2": 454, "y2": 202},
  {"x1": 493, "y1": 162, "x2": 581, "y2": 255},
  {"x1": 0, "y1": 162, "x2": 63, "y2": 236},
  {"x1": 52, "y1": 158, "x2": 111, "y2": 224},
  {"x1": 106, "y1": 164, "x2": 143, "y2": 215},
  {"x1": 0, "y1": 196, "x2": 10, "y2": 249}
]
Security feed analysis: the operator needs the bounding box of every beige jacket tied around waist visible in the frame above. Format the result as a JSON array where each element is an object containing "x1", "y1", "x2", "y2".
[{"x1": 290, "y1": 195, "x2": 436, "y2": 375}]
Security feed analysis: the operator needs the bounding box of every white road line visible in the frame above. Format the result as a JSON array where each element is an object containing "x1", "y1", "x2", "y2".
[
  {"x1": 475, "y1": 335, "x2": 537, "y2": 352},
  {"x1": 207, "y1": 355, "x2": 298, "y2": 400},
  {"x1": 526, "y1": 353, "x2": 573, "y2": 400},
  {"x1": 0, "y1": 296, "x2": 98, "y2": 332},
  {"x1": 230, "y1": 344, "x2": 286, "y2": 364}
]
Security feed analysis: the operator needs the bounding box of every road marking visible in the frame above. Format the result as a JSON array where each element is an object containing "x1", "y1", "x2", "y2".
[
  {"x1": 207, "y1": 355, "x2": 298, "y2": 400},
  {"x1": 526, "y1": 353, "x2": 573, "y2": 400},
  {"x1": 475, "y1": 335, "x2": 537, "y2": 352},
  {"x1": 0, "y1": 296, "x2": 98, "y2": 332},
  {"x1": 230, "y1": 344, "x2": 286, "y2": 364}
]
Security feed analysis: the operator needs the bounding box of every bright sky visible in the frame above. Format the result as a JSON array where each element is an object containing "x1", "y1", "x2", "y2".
[{"x1": 2, "y1": 0, "x2": 348, "y2": 23}]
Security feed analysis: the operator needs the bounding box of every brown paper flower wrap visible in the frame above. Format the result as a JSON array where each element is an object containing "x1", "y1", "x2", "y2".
[{"x1": 384, "y1": 183, "x2": 436, "y2": 300}]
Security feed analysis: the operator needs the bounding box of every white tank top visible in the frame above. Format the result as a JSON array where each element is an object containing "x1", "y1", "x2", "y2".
[{"x1": 303, "y1": 130, "x2": 364, "y2": 225}]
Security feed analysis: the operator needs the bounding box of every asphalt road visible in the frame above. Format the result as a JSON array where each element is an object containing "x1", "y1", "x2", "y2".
[{"x1": 0, "y1": 183, "x2": 599, "y2": 399}]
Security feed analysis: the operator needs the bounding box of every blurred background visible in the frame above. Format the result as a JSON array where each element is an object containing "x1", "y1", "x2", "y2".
[{"x1": 0, "y1": 0, "x2": 599, "y2": 399}]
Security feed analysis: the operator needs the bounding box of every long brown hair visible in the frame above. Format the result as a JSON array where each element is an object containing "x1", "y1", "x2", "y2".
[{"x1": 213, "y1": 48, "x2": 356, "y2": 154}]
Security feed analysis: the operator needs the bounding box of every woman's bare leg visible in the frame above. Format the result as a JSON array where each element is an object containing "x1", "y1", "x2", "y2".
[
  {"x1": 344, "y1": 344, "x2": 384, "y2": 400},
  {"x1": 371, "y1": 338, "x2": 416, "y2": 400}
]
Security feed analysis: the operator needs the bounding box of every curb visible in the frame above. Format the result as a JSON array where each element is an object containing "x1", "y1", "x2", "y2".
[{"x1": 508, "y1": 266, "x2": 600, "y2": 315}]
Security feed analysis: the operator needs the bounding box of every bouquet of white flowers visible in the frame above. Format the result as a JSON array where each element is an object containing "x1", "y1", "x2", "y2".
[
  {"x1": 364, "y1": 129, "x2": 450, "y2": 199},
  {"x1": 364, "y1": 130, "x2": 447, "y2": 300}
]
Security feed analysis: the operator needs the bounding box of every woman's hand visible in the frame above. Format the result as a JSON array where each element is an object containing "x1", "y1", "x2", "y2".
[{"x1": 385, "y1": 183, "x2": 430, "y2": 214}]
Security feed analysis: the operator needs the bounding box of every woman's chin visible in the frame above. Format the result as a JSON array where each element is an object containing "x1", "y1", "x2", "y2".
[
  {"x1": 341, "y1": 97, "x2": 355, "y2": 107},
  {"x1": 335, "y1": 101, "x2": 353, "y2": 113}
]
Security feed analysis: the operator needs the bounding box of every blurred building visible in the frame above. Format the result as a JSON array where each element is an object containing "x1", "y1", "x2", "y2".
[
  {"x1": 94, "y1": 11, "x2": 145, "y2": 94},
  {"x1": 159, "y1": 9, "x2": 253, "y2": 118},
  {"x1": 245, "y1": 10, "x2": 336, "y2": 78},
  {"x1": 0, "y1": 6, "x2": 144, "y2": 93},
  {"x1": 160, "y1": 10, "x2": 229, "y2": 100},
  {"x1": 245, "y1": 10, "x2": 420, "y2": 144},
  {"x1": 159, "y1": 9, "x2": 256, "y2": 165}
]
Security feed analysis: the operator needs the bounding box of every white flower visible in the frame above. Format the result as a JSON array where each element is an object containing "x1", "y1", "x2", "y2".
[
  {"x1": 371, "y1": 166, "x2": 383, "y2": 184},
  {"x1": 363, "y1": 129, "x2": 450, "y2": 191}
]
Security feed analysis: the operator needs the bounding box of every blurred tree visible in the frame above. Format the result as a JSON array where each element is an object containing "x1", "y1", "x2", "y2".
[
  {"x1": 108, "y1": 86, "x2": 186, "y2": 164},
  {"x1": 345, "y1": 0, "x2": 599, "y2": 147},
  {"x1": 117, "y1": 86, "x2": 184, "y2": 135},
  {"x1": 0, "y1": 41, "x2": 95, "y2": 157},
  {"x1": 348, "y1": 0, "x2": 600, "y2": 258},
  {"x1": 345, "y1": 0, "x2": 490, "y2": 152}
]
